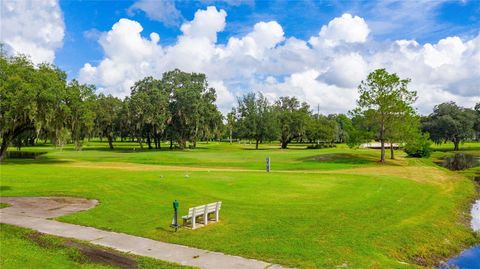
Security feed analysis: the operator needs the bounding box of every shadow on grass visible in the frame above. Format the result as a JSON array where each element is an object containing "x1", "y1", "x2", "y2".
[
  {"x1": 0, "y1": 186, "x2": 12, "y2": 191},
  {"x1": 2, "y1": 157, "x2": 73, "y2": 165},
  {"x1": 77, "y1": 146, "x2": 212, "y2": 153},
  {"x1": 299, "y1": 153, "x2": 374, "y2": 165}
]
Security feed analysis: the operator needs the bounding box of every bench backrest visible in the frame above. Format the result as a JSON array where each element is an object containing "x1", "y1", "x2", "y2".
[{"x1": 186, "y1": 201, "x2": 221, "y2": 217}]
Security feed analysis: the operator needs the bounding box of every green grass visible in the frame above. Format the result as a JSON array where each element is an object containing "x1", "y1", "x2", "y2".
[
  {"x1": 0, "y1": 224, "x2": 191, "y2": 269},
  {"x1": 7, "y1": 141, "x2": 380, "y2": 170},
  {"x1": 1, "y1": 141, "x2": 480, "y2": 268}
]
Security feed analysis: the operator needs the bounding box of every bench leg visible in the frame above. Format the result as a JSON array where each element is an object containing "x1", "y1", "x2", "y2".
[
  {"x1": 192, "y1": 216, "x2": 196, "y2": 229},
  {"x1": 215, "y1": 210, "x2": 219, "y2": 222},
  {"x1": 204, "y1": 205, "x2": 208, "y2": 225}
]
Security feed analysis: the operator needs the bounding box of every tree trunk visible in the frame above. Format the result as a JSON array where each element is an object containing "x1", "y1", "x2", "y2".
[
  {"x1": 170, "y1": 138, "x2": 173, "y2": 149},
  {"x1": 107, "y1": 135, "x2": 114, "y2": 150},
  {"x1": 380, "y1": 120, "x2": 385, "y2": 163},
  {"x1": 390, "y1": 142, "x2": 394, "y2": 159},
  {"x1": 155, "y1": 134, "x2": 161, "y2": 149},
  {"x1": 146, "y1": 134, "x2": 152, "y2": 149},
  {"x1": 380, "y1": 139, "x2": 385, "y2": 163},
  {"x1": 255, "y1": 139, "x2": 259, "y2": 150},
  {"x1": 0, "y1": 136, "x2": 10, "y2": 162},
  {"x1": 281, "y1": 140, "x2": 288, "y2": 149},
  {"x1": 182, "y1": 140, "x2": 187, "y2": 149},
  {"x1": 453, "y1": 139, "x2": 460, "y2": 151}
]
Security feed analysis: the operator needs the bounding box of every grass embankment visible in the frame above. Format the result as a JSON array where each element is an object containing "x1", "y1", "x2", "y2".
[{"x1": 1, "y1": 141, "x2": 479, "y2": 268}]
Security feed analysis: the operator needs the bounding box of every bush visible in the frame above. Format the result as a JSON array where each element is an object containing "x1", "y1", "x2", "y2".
[
  {"x1": 404, "y1": 133, "x2": 432, "y2": 158},
  {"x1": 306, "y1": 143, "x2": 336, "y2": 149}
]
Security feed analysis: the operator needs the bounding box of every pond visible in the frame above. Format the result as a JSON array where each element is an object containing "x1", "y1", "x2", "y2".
[
  {"x1": 439, "y1": 153, "x2": 480, "y2": 269},
  {"x1": 441, "y1": 200, "x2": 480, "y2": 268},
  {"x1": 441, "y1": 153, "x2": 480, "y2": 171}
]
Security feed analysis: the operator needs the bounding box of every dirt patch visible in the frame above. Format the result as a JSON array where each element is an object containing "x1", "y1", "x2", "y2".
[
  {"x1": 65, "y1": 241, "x2": 137, "y2": 269},
  {"x1": 28, "y1": 231, "x2": 137, "y2": 268},
  {"x1": 28, "y1": 232, "x2": 59, "y2": 249},
  {"x1": 0, "y1": 197, "x2": 98, "y2": 218}
]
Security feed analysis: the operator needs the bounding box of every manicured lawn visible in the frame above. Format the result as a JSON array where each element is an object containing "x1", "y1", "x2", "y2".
[
  {"x1": 1, "y1": 142, "x2": 479, "y2": 268},
  {"x1": 8, "y1": 141, "x2": 380, "y2": 170}
]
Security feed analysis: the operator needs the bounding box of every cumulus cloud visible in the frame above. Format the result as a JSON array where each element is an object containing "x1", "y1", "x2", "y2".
[
  {"x1": 78, "y1": 18, "x2": 163, "y2": 97},
  {"x1": 320, "y1": 53, "x2": 368, "y2": 88},
  {"x1": 128, "y1": 0, "x2": 182, "y2": 27},
  {"x1": 180, "y1": 6, "x2": 227, "y2": 43},
  {"x1": 310, "y1": 13, "x2": 370, "y2": 47},
  {"x1": 78, "y1": 10, "x2": 480, "y2": 115},
  {"x1": 0, "y1": 0, "x2": 64, "y2": 64}
]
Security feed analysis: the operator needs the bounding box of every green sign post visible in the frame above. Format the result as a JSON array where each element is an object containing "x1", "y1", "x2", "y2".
[{"x1": 171, "y1": 200, "x2": 180, "y2": 231}]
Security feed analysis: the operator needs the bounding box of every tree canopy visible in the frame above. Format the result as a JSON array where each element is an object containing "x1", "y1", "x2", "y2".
[
  {"x1": 351, "y1": 69, "x2": 417, "y2": 162},
  {"x1": 233, "y1": 92, "x2": 277, "y2": 149},
  {"x1": 422, "y1": 102, "x2": 477, "y2": 150}
]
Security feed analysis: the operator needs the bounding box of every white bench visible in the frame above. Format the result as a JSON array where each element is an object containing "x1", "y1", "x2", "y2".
[{"x1": 182, "y1": 201, "x2": 222, "y2": 229}]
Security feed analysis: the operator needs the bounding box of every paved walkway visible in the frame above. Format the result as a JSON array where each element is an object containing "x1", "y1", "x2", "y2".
[{"x1": 0, "y1": 197, "x2": 286, "y2": 269}]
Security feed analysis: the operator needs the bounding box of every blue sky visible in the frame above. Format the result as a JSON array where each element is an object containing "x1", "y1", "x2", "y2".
[
  {"x1": 2, "y1": 0, "x2": 479, "y2": 114},
  {"x1": 55, "y1": 0, "x2": 480, "y2": 76}
]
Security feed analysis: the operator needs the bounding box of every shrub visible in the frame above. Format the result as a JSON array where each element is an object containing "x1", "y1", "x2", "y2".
[
  {"x1": 306, "y1": 143, "x2": 336, "y2": 149},
  {"x1": 404, "y1": 133, "x2": 432, "y2": 158}
]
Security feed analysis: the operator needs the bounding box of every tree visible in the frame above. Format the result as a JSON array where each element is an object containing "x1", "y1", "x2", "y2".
[
  {"x1": 235, "y1": 92, "x2": 277, "y2": 149},
  {"x1": 0, "y1": 53, "x2": 67, "y2": 161},
  {"x1": 162, "y1": 69, "x2": 221, "y2": 149},
  {"x1": 352, "y1": 69, "x2": 417, "y2": 163},
  {"x1": 384, "y1": 107, "x2": 418, "y2": 159},
  {"x1": 95, "y1": 94, "x2": 122, "y2": 149},
  {"x1": 274, "y1": 96, "x2": 310, "y2": 149},
  {"x1": 226, "y1": 110, "x2": 236, "y2": 143},
  {"x1": 404, "y1": 132, "x2": 432, "y2": 158},
  {"x1": 422, "y1": 102, "x2": 476, "y2": 150},
  {"x1": 129, "y1": 76, "x2": 169, "y2": 149},
  {"x1": 331, "y1": 114, "x2": 352, "y2": 143},
  {"x1": 196, "y1": 87, "x2": 223, "y2": 144},
  {"x1": 346, "y1": 112, "x2": 375, "y2": 149},
  {"x1": 475, "y1": 102, "x2": 480, "y2": 141},
  {"x1": 65, "y1": 80, "x2": 96, "y2": 150},
  {"x1": 305, "y1": 114, "x2": 336, "y2": 144}
]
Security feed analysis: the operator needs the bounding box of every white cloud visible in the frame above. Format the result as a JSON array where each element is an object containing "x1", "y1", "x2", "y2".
[
  {"x1": 310, "y1": 13, "x2": 370, "y2": 47},
  {"x1": 0, "y1": 0, "x2": 64, "y2": 64},
  {"x1": 180, "y1": 6, "x2": 226, "y2": 43},
  {"x1": 78, "y1": 18, "x2": 163, "y2": 97},
  {"x1": 128, "y1": 0, "x2": 182, "y2": 27},
  {"x1": 199, "y1": 0, "x2": 254, "y2": 7},
  {"x1": 320, "y1": 53, "x2": 368, "y2": 88},
  {"x1": 78, "y1": 10, "x2": 480, "y2": 115},
  {"x1": 210, "y1": 80, "x2": 235, "y2": 113}
]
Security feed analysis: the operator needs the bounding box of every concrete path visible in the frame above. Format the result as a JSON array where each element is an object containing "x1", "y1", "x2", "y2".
[{"x1": 0, "y1": 197, "x2": 286, "y2": 269}]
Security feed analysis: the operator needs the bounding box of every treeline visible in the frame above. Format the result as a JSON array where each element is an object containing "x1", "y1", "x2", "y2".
[
  {"x1": 227, "y1": 93, "x2": 350, "y2": 149},
  {"x1": 0, "y1": 54, "x2": 222, "y2": 161},
  {"x1": 1, "y1": 53, "x2": 480, "y2": 162}
]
